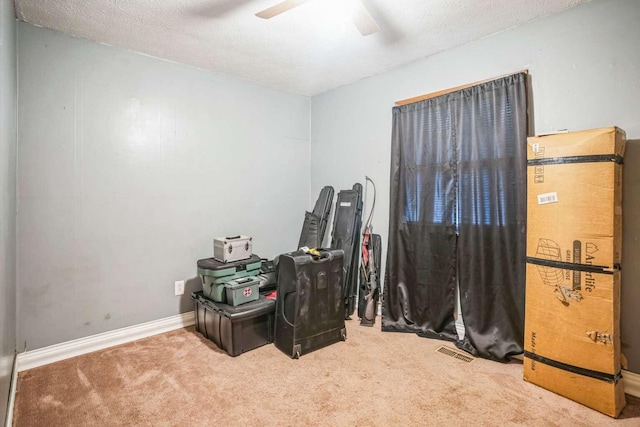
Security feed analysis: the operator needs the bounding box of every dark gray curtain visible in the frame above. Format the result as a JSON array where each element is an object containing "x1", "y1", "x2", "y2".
[
  {"x1": 381, "y1": 94, "x2": 458, "y2": 341},
  {"x1": 382, "y1": 73, "x2": 527, "y2": 361}
]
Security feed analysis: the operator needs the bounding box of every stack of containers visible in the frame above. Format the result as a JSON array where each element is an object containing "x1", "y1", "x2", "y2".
[
  {"x1": 197, "y1": 254, "x2": 262, "y2": 305},
  {"x1": 523, "y1": 127, "x2": 625, "y2": 417},
  {"x1": 192, "y1": 235, "x2": 276, "y2": 356}
]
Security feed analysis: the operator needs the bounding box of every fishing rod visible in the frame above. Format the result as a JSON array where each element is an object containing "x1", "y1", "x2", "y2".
[{"x1": 359, "y1": 176, "x2": 381, "y2": 327}]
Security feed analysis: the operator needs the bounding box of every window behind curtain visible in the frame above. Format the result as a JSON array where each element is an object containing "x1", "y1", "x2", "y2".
[{"x1": 383, "y1": 73, "x2": 527, "y2": 361}]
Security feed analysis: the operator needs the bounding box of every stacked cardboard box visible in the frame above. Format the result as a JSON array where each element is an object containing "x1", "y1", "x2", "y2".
[{"x1": 523, "y1": 127, "x2": 626, "y2": 417}]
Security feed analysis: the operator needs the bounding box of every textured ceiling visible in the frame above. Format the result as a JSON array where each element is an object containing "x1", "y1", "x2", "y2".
[{"x1": 15, "y1": 0, "x2": 590, "y2": 96}]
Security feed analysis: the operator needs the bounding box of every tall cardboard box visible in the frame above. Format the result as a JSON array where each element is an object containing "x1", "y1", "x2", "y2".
[{"x1": 523, "y1": 127, "x2": 625, "y2": 417}]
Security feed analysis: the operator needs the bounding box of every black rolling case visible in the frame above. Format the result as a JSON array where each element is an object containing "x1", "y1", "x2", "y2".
[
  {"x1": 274, "y1": 249, "x2": 346, "y2": 358},
  {"x1": 298, "y1": 186, "x2": 334, "y2": 249},
  {"x1": 330, "y1": 184, "x2": 363, "y2": 319}
]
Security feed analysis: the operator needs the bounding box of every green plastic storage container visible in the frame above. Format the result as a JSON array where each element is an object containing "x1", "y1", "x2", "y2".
[
  {"x1": 225, "y1": 276, "x2": 260, "y2": 306},
  {"x1": 198, "y1": 255, "x2": 262, "y2": 302}
]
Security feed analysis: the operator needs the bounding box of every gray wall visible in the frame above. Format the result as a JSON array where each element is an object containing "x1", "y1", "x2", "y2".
[
  {"x1": 0, "y1": 0, "x2": 17, "y2": 422},
  {"x1": 622, "y1": 140, "x2": 640, "y2": 371},
  {"x1": 17, "y1": 23, "x2": 311, "y2": 350},
  {"x1": 310, "y1": 0, "x2": 640, "y2": 371}
]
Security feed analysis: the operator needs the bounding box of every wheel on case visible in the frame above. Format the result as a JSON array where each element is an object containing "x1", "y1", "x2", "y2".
[
  {"x1": 293, "y1": 344, "x2": 301, "y2": 359},
  {"x1": 340, "y1": 328, "x2": 347, "y2": 341}
]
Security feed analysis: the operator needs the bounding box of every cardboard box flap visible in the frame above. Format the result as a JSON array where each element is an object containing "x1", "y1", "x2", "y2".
[
  {"x1": 524, "y1": 265, "x2": 621, "y2": 375},
  {"x1": 523, "y1": 356, "x2": 626, "y2": 418},
  {"x1": 526, "y1": 161, "x2": 620, "y2": 268},
  {"x1": 527, "y1": 127, "x2": 626, "y2": 160}
]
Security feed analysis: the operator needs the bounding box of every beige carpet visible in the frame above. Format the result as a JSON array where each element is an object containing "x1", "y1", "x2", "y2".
[{"x1": 13, "y1": 321, "x2": 640, "y2": 426}]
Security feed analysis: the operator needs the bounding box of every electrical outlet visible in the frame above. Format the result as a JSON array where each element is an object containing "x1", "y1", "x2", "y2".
[{"x1": 175, "y1": 280, "x2": 185, "y2": 296}]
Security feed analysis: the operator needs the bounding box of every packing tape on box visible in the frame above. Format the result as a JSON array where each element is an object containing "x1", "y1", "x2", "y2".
[
  {"x1": 524, "y1": 351, "x2": 622, "y2": 384},
  {"x1": 527, "y1": 154, "x2": 623, "y2": 166},
  {"x1": 526, "y1": 256, "x2": 618, "y2": 273}
]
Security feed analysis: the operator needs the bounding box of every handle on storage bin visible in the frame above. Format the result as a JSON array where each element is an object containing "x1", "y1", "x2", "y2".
[
  {"x1": 196, "y1": 294, "x2": 217, "y2": 311},
  {"x1": 202, "y1": 297, "x2": 216, "y2": 310},
  {"x1": 225, "y1": 235, "x2": 241, "y2": 240}
]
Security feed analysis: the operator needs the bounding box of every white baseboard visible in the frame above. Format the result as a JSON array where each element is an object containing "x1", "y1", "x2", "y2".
[
  {"x1": 623, "y1": 369, "x2": 640, "y2": 398},
  {"x1": 5, "y1": 353, "x2": 18, "y2": 427},
  {"x1": 17, "y1": 311, "x2": 195, "y2": 372}
]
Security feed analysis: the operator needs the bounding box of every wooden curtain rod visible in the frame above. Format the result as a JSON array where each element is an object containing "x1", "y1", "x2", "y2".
[{"x1": 394, "y1": 70, "x2": 529, "y2": 106}]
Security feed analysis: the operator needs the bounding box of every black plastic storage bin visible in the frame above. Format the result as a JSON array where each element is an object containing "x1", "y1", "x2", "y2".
[{"x1": 192, "y1": 291, "x2": 275, "y2": 357}]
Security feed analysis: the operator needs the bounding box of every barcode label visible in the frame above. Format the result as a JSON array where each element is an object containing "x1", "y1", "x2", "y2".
[
  {"x1": 537, "y1": 192, "x2": 558, "y2": 205},
  {"x1": 340, "y1": 202, "x2": 351, "y2": 207}
]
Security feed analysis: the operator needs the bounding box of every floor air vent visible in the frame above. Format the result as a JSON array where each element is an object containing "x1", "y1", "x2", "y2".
[{"x1": 436, "y1": 346, "x2": 475, "y2": 363}]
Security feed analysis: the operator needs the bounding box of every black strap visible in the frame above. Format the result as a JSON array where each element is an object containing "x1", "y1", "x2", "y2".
[
  {"x1": 528, "y1": 154, "x2": 623, "y2": 166},
  {"x1": 526, "y1": 256, "x2": 616, "y2": 274},
  {"x1": 524, "y1": 351, "x2": 622, "y2": 384}
]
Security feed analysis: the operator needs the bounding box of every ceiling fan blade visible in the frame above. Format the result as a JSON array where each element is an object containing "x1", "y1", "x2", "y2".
[
  {"x1": 255, "y1": 0, "x2": 312, "y2": 19},
  {"x1": 349, "y1": 0, "x2": 379, "y2": 36}
]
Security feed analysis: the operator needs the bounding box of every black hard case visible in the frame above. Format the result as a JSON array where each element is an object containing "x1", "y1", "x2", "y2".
[
  {"x1": 274, "y1": 250, "x2": 346, "y2": 358},
  {"x1": 330, "y1": 184, "x2": 363, "y2": 319},
  {"x1": 298, "y1": 186, "x2": 335, "y2": 249},
  {"x1": 192, "y1": 291, "x2": 275, "y2": 357}
]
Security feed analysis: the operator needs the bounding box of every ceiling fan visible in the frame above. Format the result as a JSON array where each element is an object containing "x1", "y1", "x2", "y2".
[{"x1": 255, "y1": 0, "x2": 380, "y2": 36}]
